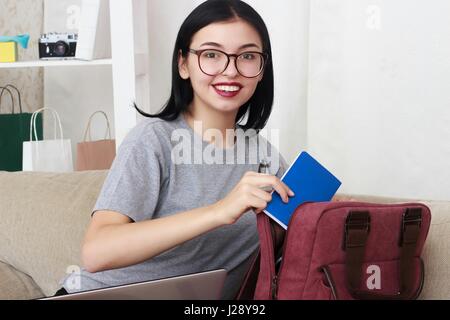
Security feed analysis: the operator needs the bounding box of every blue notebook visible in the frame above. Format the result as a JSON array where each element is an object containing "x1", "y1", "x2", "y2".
[{"x1": 263, "y1": 151, "x2": 342, "y2": 229}]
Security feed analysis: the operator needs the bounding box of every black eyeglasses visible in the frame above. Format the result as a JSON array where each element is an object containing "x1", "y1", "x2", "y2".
[{"x1": 188, "y1": 48, "x2": 268, "y2": 78}]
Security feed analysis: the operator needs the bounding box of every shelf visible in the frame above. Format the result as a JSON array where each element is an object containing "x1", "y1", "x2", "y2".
[{"x1": 0, "y1": 59, "x2": 113, "y2": 69}]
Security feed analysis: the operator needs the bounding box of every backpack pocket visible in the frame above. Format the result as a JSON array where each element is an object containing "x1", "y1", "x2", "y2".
[{"x1": 320, "y1": 258, "x2": 425, "y2": 300}]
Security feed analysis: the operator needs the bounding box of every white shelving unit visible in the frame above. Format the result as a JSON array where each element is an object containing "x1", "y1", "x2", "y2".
[
  {"x1": 109, "y1": 0, "x2": 150, "y2": 148},
  {"x1": 0, "y1": 0, "x2": 150, "y2": 149},
  {"x1": 0, "y1": 59, "x2": 113, "y2": 69}
]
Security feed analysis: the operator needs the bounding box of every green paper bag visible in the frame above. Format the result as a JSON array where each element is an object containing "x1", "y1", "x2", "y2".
[{"x1": 0, "y1": 85, "x2": 43, "y2": 172}]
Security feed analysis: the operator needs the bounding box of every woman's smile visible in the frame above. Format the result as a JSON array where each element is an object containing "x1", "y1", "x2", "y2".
[{"x1": 212, "y1": 82, "x2": 243, "y2": 98}]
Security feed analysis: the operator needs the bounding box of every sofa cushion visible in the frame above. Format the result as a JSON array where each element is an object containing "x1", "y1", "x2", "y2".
[
  {"x1": 336, "y1": 193, "x2": 450, "y2": 299},
  {"x1": 0, "y1": 260, "x2": 44, "y2": 300},
  {"x1": 0, "y1": 171, "x2": 108, "y2": 298}
]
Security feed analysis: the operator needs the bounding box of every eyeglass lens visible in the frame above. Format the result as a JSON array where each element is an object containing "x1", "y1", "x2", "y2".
[{"x1": 198, "y1": 50, "x2": 264, "y2": 78}]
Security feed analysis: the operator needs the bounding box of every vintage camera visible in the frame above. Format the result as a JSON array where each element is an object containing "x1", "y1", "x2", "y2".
[{"x1": 39, "y1": 33, "x2": 77, "y2": 59}]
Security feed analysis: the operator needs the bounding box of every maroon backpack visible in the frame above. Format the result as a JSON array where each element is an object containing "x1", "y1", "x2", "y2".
[{"x1": 238, "y1": 201, "x2": 431, "y2": 300}]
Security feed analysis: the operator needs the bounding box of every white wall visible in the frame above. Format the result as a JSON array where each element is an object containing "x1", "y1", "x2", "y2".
[
  {"x1": 247, "y1": 0, "x2": 310, "y2": 165},
  {"x1": 146, "y1": 0, "x2": 201, "y2": 116},
  {"x1": 307, "y1": 0, "x2": 450, "y2": 201},
  {"x1": 44, "y1": 65, "x2": 114, "y2": 149},
  {"x1": 146, "y1": 0, "x2": 310, "y2": 164}
]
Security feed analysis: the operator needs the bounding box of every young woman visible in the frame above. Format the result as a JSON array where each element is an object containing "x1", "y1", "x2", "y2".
[{"x1": 57, "y1": 0, "x2": 294, "y2": 300}]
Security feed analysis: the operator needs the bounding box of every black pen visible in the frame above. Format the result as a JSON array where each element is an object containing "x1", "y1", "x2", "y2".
[{"x1": 258, "y1": 160, "x2": 273, "y2": 192}]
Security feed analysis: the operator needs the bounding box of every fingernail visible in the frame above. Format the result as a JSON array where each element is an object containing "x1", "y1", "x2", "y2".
[{"x1": 289, "y1": 190, "x2": 295, "y2": 197}]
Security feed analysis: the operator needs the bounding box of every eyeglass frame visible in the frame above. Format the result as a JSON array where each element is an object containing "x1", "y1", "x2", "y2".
[{"x1": 187, "y1": 48, "x2": 269, "y2": 79}]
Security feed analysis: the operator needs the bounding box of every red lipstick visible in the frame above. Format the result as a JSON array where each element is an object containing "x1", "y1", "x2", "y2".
[{"x1": 212, "y1": 82, "x2": 243, "y2": 98}]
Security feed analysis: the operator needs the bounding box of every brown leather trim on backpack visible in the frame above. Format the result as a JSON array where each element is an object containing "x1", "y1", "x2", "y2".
[
  {"x1": 344, "y1": 211, "x2": 371, "y2": 292},
  {"x1": 342, "y1": 208, "x2": 424, "y2": 300}
]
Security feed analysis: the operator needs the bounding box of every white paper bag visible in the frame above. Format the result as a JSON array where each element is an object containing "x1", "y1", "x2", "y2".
[{"x1": 23, "y1": 108, "x2": 73, "y2": 172}]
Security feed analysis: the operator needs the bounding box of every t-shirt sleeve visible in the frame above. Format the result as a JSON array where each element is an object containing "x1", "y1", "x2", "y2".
[{"x1": 92, "y1": 127, "x2": 162, "y2": 222}]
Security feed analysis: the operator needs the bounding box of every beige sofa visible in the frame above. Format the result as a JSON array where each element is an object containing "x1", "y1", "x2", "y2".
[{"x1": 0, "y1": 170, "x2": 449, "y2": 300}]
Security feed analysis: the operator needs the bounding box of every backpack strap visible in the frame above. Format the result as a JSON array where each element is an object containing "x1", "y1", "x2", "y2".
[
  {"x1": 343, "y1": 211, "x2": 371, "y2": 291},
  {"x1": 236, "y1": 214, "x2": 286, "y2": 300},
  {"x1": 254, "y1": 213, "x2": 278, "y2": 300},
  {"x1": 344, "y1": 208, "x2": 424, "y2": 300}
]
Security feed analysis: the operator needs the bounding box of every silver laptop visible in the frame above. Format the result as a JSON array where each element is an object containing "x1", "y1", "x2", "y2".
[{"x1": 41, "y1": 269, "x2": 227, "y2": 300}]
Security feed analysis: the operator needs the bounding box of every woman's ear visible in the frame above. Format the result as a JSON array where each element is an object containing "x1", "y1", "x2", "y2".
[{"x1": 178, "y1": 50, "x2": 190, "y2": 80}]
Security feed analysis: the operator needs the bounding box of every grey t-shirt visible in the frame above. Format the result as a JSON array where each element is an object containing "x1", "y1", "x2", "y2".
[{"x1": 61, "y1": 113, "x2": 287, "y2": 299}]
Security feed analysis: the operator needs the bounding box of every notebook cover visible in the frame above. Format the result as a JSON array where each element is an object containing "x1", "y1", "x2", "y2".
[{"x1": 263, "y1": 151, "x2": 342, "y2": 229}]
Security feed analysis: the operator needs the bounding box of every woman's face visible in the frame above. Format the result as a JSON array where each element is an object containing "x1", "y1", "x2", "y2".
[{"x1": 179, "y1": 19, "x2": 265, "y2": 116}]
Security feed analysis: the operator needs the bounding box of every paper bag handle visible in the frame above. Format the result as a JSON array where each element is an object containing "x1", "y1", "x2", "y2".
[
  {"x1": 83, "y1": 111, "x2": 112, "y2": 142},
  {"x1": 0, "y1": 87, "x2": 15, "y2": 114},
  {"x1": 0, "y1": 84, "x2": 23, "y2": 114},
  {"x1": 30, "y1": 107, "x2": 64, "y2": 142}
]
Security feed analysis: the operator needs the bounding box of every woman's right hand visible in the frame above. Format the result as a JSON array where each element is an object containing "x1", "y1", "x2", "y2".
[{"x1": 213, "y1": 171, "x2": 295, "y2": 225}]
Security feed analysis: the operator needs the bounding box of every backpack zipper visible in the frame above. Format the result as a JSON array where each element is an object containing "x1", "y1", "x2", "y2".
[{"x1": 271, "y1": 275, "x2": 278, "y2": 300}]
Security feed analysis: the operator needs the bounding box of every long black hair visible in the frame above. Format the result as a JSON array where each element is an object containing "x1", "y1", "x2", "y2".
[{"x1": 135, "y1": 0, "x2": 274, "y2": 130}]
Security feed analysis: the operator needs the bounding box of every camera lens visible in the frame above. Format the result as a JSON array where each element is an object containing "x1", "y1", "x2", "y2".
[{"x1": 54, "y1": 41, "x2": 68, "y2": 56}]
